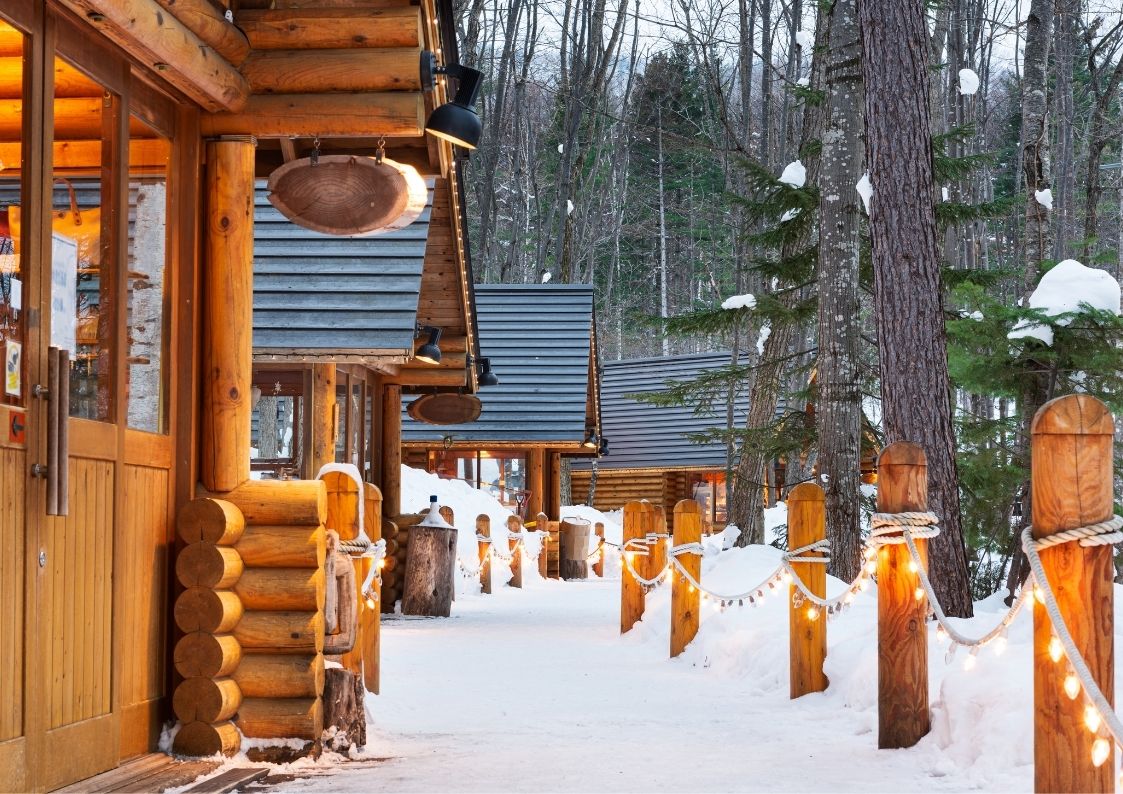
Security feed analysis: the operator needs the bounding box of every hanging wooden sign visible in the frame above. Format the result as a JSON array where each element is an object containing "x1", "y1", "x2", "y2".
[
  {"x1": 407, "y1": 393, "x2": 482, "y2": 426},
  {"x1": 267, "y1": 154, "x2": 414, "y2": 236}
]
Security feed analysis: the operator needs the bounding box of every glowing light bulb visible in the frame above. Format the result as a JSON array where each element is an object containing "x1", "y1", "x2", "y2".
[
  {"x1": 1064, "y1": 673, "x2": 1081, "y2": 700},
  {"x1": 935, "y1": 625, "x2": 948, "y2": 645},
  {"x1": 1034, "y1": 586, "x2": 1045, "y2": 605},
  {"x1": 1085, "y1": 705, "x2": 1102, "y2": 734},
  {"x1": 864, "y1": 547, "x2": 876, "y2": 561},
  {"x1": 1048, "y1": 636, "x2": 1064, "y2": 664},
  {"x1": 688, "y1": 585, "x2": 695, "y2": 594},
  {"x1": 781, "y1": 571, "x2": 793, "y2": 585},
  {"x1": 626, "y1": 552, "x2": 636, "y2": 565},
  {"x1": 377, "y1": 559, "x2": 386, "y2": 570},
  {"x1": 844, "y1": 592, "x2": 855, "y2": 605},
  {"x1": 991, "y1": 634, "x2": 1007, "y2": 656},
  {"x1": 1091, "y1": 738, "x2": 1111, "y2": 768},
  {"x1": 859, "y1": 578, "x2": 870, "y2": 592},
  {"x1": 963, "y1": 649, "x2": 977, "y2": 671},
  {"x1": 914, "y1": 587, "x2": 925, "y2": 602},
  {"x1": 907, "y1": 560, "x2": 918, "y2": 574},
  {"x1": 364, "y1": 597, "x2": 376, "y2": 610},
  {"x1": 712, "y1": 601, "x2": 722, "y2": 612},
  {"x1": 807, "y1": 606, "x2": 820, "y2": 621},
  {"x1": 866, "y1": 560, "x2": 877, "y2": 575}
]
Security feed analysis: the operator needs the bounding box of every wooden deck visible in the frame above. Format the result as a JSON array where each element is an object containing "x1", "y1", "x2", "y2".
[{"x1": 52, "y1": 754, "x2": 265, "y2": 794}]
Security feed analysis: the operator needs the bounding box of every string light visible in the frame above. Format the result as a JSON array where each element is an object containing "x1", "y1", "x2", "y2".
[
  {"x1": 1091, "y1": 738, "x2": 1111, "y2": 768},
  {"x1": 781, "y1": 571, "x2": 793, "y2": 585},
  {"x1": 963, "y1": 647, "x2": 978, "y2": 671},
  {"x1": 1034, "y1": 585, "x2": 1045, "y2": 605},
  {"x1": 865, "y1": 560, "x2": 877, "y2": 575},
  {"x1": 1063, "y1": 672, "x2": 1081, "y2": 700},
  {"x1": 935, "y1": 625, "x2": 948, "y2": 644},
  {"x1": 991, "y1": 632, "x2": 1007, "y2": 656},
  {"x1": 1049, "y1": 635, "x2": 1064, "y2": 664},
  {"x1": 907, "y1": 560, "x2": 918, "y2": 574},
  {"x1": 914, "y1": 586, "x2": 925, "y2": 602},
  {"x1": 1085, "y1": 705, "x2": 1102, "y2": 734},
  {"x1": 806, "y1": 606, "x2": 820, "y2": 621}
]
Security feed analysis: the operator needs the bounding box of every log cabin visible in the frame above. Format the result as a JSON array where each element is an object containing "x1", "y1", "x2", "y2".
[
  {"x1": 570, "y1": 353, "x2": 879, "y2": 533},
  {"x1": 0, "y1": 0, "x2": 479, "y2": 788},
  {"x1": 401, "y1": 284, "x2": 601, "y2": 520}
]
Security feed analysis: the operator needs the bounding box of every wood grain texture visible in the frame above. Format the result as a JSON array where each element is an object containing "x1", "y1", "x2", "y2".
[
  {"x1": 323, "y1": 470, "x2": 361, "y2": 541},
  {"x1": 232, "y1": 653, "x2": 324, "y2": 698},
  {"x1": 237, "y1": 7, "x2": 422, "y2": 49},
  {"x1": 234, "y1": 567, "x2": 325, "y2": 611},
  {"x1": 507, "y1": 516, "x2": 524, "y2": 588},
  {"x1": 788, "y1": 483, "x2": 827, "y2": 698},
  {"x1": 401, "y1": 526, "x2": 456, "y2": 617},
  {"x1": 241, "y1": 48, "x2": 421, "y2": 93},
  {"x1": 172, "y1": 720, "x2": 241, "y2": 757},
  {"x1": 476, "y1": 514, "x2": 492, "y2": 594},
  {"x1": 202, "y1": 479, "x2": 328, "y2": 526},
  {"x1": 670, "y1": 500, "x2": 701, "y2": 657},
  {"x1": 234, "y1": 611, "x2": 324, "y2": 654},
  {"x1": 381, "y1": 386, "x2": 402, "y2": 517},
  {"x1": 177, "y1": 497, "x2": 245, "y2": 545},
  {"x1": 174, "y1": 633, "x2": 242, "y2": 679},
  {"x1": 235, "y1": 525, "x2": 326, "y2": 568},
  {"x1": 310, "y1": 364, "x2": 337, "y2": 476},
  {"x1": 620, "y1": 501, "x2": 653, "y2": 633},
  {"x1": 152, "y1": 0, "x2": 250, "y2": 65},
  {"x1": 175, "y1": 587, "x2": 244, "y2": 634},
  {"x1": 876, "y1": 442, "x2": 930, "y2": 748},
  {"x1": 361, "y1": 484, "x2": 382, "y2": 694},
  {"x1": 593, "y1": 522, "x2": 605, "y2": 577},
  {"x1": 235, "y1": 697, "x2": 323, "y2": 740},
  {"x1": 0, "y1": 447, "x2": 24, "y2": 741},
  {"x1": 176, "y1": 543, "x2": 245, "y2": 589},
  {"x1": 199, "y1": 93, "x2": 424, "y2": 138},
  {"x1": 1031, "y1": 395, "x2": 1115, "y2": 793},
  {"x1": 201, "y1": 139, "x2": 255, "y2": 492},
  {"x1": 172, "y1": 676, "x2": 242, "y2": 723}
]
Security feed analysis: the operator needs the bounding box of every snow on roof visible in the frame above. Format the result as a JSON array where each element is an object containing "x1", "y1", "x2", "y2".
[{"x1": 1008, "y1": 259, "x2": 1121, "y2": 346}]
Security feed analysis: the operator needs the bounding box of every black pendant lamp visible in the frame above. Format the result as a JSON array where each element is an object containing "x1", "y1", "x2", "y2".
[{"x1": 421, "y1": 52, "x2": 484, "y2": 150}]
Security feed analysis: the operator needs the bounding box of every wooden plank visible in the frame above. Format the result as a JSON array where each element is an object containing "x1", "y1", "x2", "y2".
[
  {"x1": 53, "y1": 753, "x2": 170, "y2": 793},
  {"x1": 1031, "y1": 394, "x2": 1115, "y2": 793},
  {"x1": 113, "y1": 759, "x2": 225, "y2": 793},
  {"x1": 200, "y1": 93, "x2": 424, "y2": 138},
  {"x1": 787, "y1": 483, "x2": 827, "y2": 698},
  {"x1": 238, "y1": 7, "x2": 422, "y2": 49},
  {"x1": 381, "y1": 386, "x2": 402, "y2": 516},
  {"x1": 0, "y1": 448, "x2": 24, "y2": 742},
  {"x1": 182, "y1": 767, "x2": 268, "y2": 794},
  {"x1": 670, "y1": 500, "x2": 701, "y2": 657},
  {"x1": 151, "y1": 0, "x2": 250, "y2": 65},
  {"x1": 240, "y1": 48, "x2": 422, "y2": 93},
  {"x1": 620, "y1": 501, "x2": 652, "y2": 633}
]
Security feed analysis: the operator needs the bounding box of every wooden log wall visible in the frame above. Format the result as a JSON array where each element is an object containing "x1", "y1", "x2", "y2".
[{"x1": 570, "y1": 469, "x2": 666, "y2": 514}]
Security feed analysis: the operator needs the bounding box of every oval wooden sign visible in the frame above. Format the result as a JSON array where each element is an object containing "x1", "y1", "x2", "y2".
[
  {"x1": 407, "y1": 394, "x2": 483, "y2": 425},
  {"x1": 267, "y1": 154, "x2": 409, "y2": 235}
]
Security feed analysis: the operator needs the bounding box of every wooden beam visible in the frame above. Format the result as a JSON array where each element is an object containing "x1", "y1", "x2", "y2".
[
  {"x1": 310, "y1": 363, "x2": 337, "y2": 476},
  {"x1": 0, "y1": 98, "x2": 151, "y2": 141},
  {"x1": 240, "y1": 48, "x2": 422, "y2": 94},
  {"x1": 0, "y1": 27, "x2": 22, "y2": 57},
  {"x1": 0, "y1": 139, "x2": 168, "y2": 170},
  {"x1": 201, "y1": 137, "x2": 256, "y2": 492},
  {"x1": 400, "y1": 353, "x2": 467, "y2": 370},
  {"x1": 0, "y1": 57, "x2": 101, "y2": 99},
  {"x1": 237, "y1": 7, "x2": 422, "y2": 50},
  {"x1": 56, "y1": 0, "x2": 249, "y2": 113},
  {"x1": 384, "y1": 369, "x2": 467, "y2": 387},
  {"x1": 381, "y1": 385, "x2": 402, "y2": 516},
  {"x1": 200, "y1": 93, "x2": 423, "y2": 138},
  {"x1": 152, "y1": 0, "x2": 251, "y2": 65}
]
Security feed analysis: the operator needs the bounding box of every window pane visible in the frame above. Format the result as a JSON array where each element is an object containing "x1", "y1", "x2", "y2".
[
  {"x1": 0, "y1": 20, "x2": 25, "y2": 408},
  {"x1": 126, "y1": 123, "x2": 171, "y2": 433},
  {"x1": 52, "y1": 56, "x2": 116, "y2": 421}
]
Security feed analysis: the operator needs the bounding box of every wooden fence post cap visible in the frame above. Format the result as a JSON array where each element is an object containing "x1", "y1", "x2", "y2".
[
  {"x1": 787, "y1": 482, "x2": 825, "y2": 502},
  {"x1": 623, "y1": 500, "x2": 654, "y2": 513},
  {"x1": 673, "y1": 499, "x2": 702, "y2": 515},
  {"x1": 877, "y1": 441, "x2": 927, "y2": 468},
  {"x1": 1031, "y1": 393, "x2": 1114, "y2": 436}
]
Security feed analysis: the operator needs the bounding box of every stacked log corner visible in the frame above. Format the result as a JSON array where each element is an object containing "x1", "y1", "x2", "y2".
[
  {"x1": 173, "y1": 498, "x2": 247, "y2": 757},
  {"x1": 1031, "y1": 394, "x2": 1115, "y2": 793},
  {"x1": 380, "y1": 512, "x2": 422, "y2": 612}
]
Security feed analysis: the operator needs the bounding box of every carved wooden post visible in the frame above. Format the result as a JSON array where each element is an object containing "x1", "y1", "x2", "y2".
[
  {"x1": 876, "y1": 442, "x2": 930, "y2": 749},
  {"x1": 670, "y1": 500, "x2": 701, "y2": 657},
  {"x1": 592, "y1": 521, "x2": 605, "y2": 577},
  {"x1": 1032, "y1": 394, "x2": 1115, "y2": 793},
  {"x1": 476, "y1": 514, "x2": 492, "y2": 594},
  {"x1": 381, "y1": 385, "x2": 402, "y2": 516},
  {"x1": 506, "y1": 515, "x2": 523, "y2": 588},
  {"x1": 647, "y1": 506, "x2": 668, "y2": 585},
  {"x1": 201, "y1": 136, "x2": 255, "y2": 493},
  {"x1": 535, "y1": 511, "x2": 549, "y2": 579},
  {"x1": 788, "y1": 482, "x2": 827, "y2": 698},
  {"x1": 620, "y1": 501, "x2": 652, "y2": 633},
  {"x1": 310, "y1": 364, "x2": 337, "y2": 476},
  {"x1": 362, "y1": 483, "x2": 382, "y2": 694}
]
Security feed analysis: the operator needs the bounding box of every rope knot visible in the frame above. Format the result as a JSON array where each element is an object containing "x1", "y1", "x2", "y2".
[{"x1": 869, "y1": 511, "x2": 941, "y2": 545}]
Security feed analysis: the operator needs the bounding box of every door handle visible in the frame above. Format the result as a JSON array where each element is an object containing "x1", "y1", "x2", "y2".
[
  {"x1": 45, "y1": 347, "x2": 70, "y2": 516},
  {"x1": 46, "y1": 347, "x2": 58, "y2": 515}
]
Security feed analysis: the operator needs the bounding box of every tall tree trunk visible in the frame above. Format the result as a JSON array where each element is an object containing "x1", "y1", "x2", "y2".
[
  {"x1": 1021, "y1": 0, "x2": 1053, "y2": 292},
  {"x1": 858, "y1": 0, "x2": 973, "y2": 617},
  {"x1": 817, "y1": 0, "x2": 864, "y2": 584},
  {"x1": 1052, "y1": 0, "x2": 1076, "y2": 261},
  {"x1": 759, "y1": 0, "x2": 774, "y2": 166},
  {"x1": 656, "y1": 108, "x2": 670, "y2": 355}
]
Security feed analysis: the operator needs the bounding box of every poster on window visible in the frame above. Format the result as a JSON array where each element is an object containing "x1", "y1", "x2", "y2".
[
  {"x1": 4, "y1": 339, "x2": 19, "y2": 397},
  {"x1": 50, "y1": 232, "x2": 77, "y2": 353}
]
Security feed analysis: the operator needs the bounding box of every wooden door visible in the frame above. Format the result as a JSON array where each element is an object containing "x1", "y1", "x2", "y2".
[{"x1": 0, "y1": 4, "x2": 188, "y2": 789}]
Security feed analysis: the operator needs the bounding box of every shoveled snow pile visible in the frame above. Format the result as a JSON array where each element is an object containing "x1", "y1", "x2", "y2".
[
  {"x1": 958, "y1": 68, "x2": 980, "y2": 95},
  {"x1": 856, "y1": 172, "x2": 872, "y2": 214},
  {"x1": 1034, "y1": 188, "x2": 1053, "y2": 209},
  {"x1": 721, "y1": 293, "x2": 757, "y2": 310},
  {"x1": 779, "y1": 160, "x2": 806, "y2": 188},
  {"x1": 1008, "y1": 259, "x2": 1121, "y2": 345}
]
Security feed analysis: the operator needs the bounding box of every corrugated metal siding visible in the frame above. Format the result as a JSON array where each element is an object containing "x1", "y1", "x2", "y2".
[
  {"x1": 401, "y1": 284, "x2": 595, "y2": 444},
  {"x1": 252, "y1": 179, "x2": 432, "y2": 358},
  {"x1": 571, "y1": 352, "x2": 748, "y2": 471}
]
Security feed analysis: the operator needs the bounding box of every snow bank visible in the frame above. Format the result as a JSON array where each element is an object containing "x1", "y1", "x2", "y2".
[
  {"x1": 1008, "y1": 259, "x2": 1121, "y2": 345},
  {"x1": 958, "y1": 68, "x2": 980, "y2": 96},
  {"x1": 721, "y1": 293, "x2": 756, "y2": 310},
  {"x1": 779, "y1": 160, "x2": 806, "y2": 188}
]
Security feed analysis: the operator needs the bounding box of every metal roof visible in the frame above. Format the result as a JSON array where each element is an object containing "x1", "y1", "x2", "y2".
[
  {"x1": 401, "y1": 283, "x2": 596, "y2": 445},
  {"x1": 571, "y1": 352, "x2": 748, "y2": 471},
  {"x1": 252, "y1": 179, "x2": 432, "y2": 361}
]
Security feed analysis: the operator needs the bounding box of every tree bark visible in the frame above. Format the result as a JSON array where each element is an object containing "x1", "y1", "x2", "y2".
[
  {"x1": 1020, "y1": 0, "x2": 1053, "y2": 293},
  {"x1": 858, "y1": 0, "x2": 973, "y2": 617},
  {"x1": 817, "y1": 0, "x2": 864, "y2": 583}
]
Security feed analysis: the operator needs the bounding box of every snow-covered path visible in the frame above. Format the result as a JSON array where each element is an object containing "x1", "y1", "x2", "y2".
[{"x1": 284, "y1": 572, "x2": 1028, "y2": 793}]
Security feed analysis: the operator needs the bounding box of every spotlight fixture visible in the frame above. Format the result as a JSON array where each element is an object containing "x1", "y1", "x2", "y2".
[
  {"x1": 598, "y1": 436, "x2": 609, "y2": 456},
  {"x1": 414, "y1": 324, "x2": 443, "y2": 365},
  {"x1": 582, "y1": 429, "x2": 599, "y2": 450},
  {"x1": 420, "y1": 51, "x2": 483, "y2": 150},
  {"x1": 478, "y1": 357, "x2": 500, "y2": 387}
]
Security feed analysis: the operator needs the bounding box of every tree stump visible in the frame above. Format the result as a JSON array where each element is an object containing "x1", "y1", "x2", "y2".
[
  {"x1": 322, "y1": 667, "x2": 366, "y2": 751},
  {"x1": 559, "y1": 517, "x2": 592, "y2": 580},
  {"x1": 402, "y1": 525, "x2": 457, "y2": 616}
]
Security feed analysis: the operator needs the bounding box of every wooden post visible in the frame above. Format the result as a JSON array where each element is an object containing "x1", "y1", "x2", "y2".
[
  {"x1": 647, "y1": 506, "x2": 668, "y2": 586},
  {"x1": 876, "y1": 442, "x2": 930, "y2": 749},
  {"x1": 476, "y1": 514, "x2": 492, "y2": 594},
  {"x1": 592, "y1": 522, "x2": 605, "y2": 577},
  {"x1": 788, "y1": 482, "x2": 828, "y2": 698},
  {"x1": 559, "y1": 517, "x2": 592, "y2": 579},
  {"x1": 201, "y1": 136, "x2": 255, "y2": 493},
  {"x1": 507, "y1": 516, "x2": 523, "y2": 588},
  {"x1": 362, "y1": 483, "x2": 382, "y2": 694},
  {"x1": 620, "y1": 501, "x2": 653, "y2": 633},
  {"x1": 381, "y1": 385, "x2": 402, "y2": 517},
  {"x1": 547, "y1": 452, "x2": 562, "y2": 519},
  {"x1": 440, "y1": 506, "x2": 455, "y2": 601},
  {"x1": 310, "y1": 364, "x2": 337, "y2": 476},
  {"x1": 670, "y1": 500, "x2": 702, "y2": 657},
  {"x1": 1031, "y1": 394, "x2": 1115, "y2": 793},
  {"x1": 535, "y1": 511, "x2": 549, "y2": 579},
  {"x1": 527, "y1": 448, "x2": 544, "y2": 517}
]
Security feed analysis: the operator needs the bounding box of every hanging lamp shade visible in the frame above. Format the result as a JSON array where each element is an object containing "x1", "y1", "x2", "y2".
[{"x1": 267, "y1": 154, "x2": 423, "y2": 236}]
